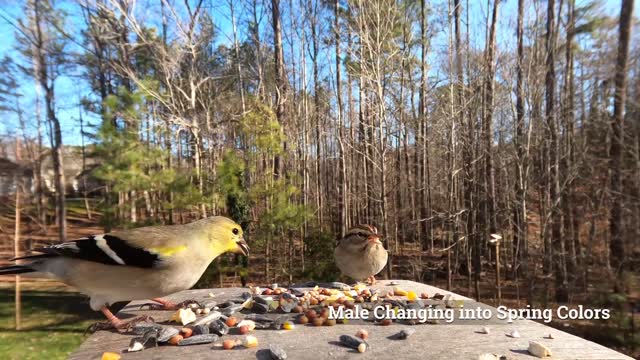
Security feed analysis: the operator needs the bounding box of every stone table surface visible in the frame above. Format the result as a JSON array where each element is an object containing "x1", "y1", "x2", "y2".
[{"x1": 69, "y1": 280, "x2": 632, "y2": 360}]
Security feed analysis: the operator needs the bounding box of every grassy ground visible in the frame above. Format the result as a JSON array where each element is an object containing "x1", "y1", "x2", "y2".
[{"x1": 0, "y1": 283, "x2": 102, "y2": 360}]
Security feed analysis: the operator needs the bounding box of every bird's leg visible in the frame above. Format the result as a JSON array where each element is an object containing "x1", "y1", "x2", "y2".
[
  {"x1": 366, "y1": 276, "x2": 377, "y2": 285},
  {"x1": 139, "y1": 298, "x2": 202, "y2": 311},
  {"x1": 86, "y1": 307, "x2": 154, "y2": 333}
]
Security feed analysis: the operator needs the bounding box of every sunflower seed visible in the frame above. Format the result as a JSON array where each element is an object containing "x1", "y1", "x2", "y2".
[
  {"x1": 192, "y1": 311, "x2": 222, "y2": 326},
  {"x1": 269, "y1": 344, "x2": 288, "y2": 360},
  {"x1": 339, "y1": 334, "x2": 369, "y2": 351},
  {"x1": 191, "y1": 324, "x2": 209, "y2": 335},
  {"x1": 209, "y1": 319, "x2": 229, "y2": 336},
  {"x1": 157, "y1": 327, "x2": 180, "y2": 343},
  {"x1": 251, "y1": 302, "x2": 270, "y2": 314},
  {"x1": 178, "y1": 334, "x2": 218, "y2": 346},
  {"x1": 222, "y1": 304, "x2": 244, "y2": 316}
]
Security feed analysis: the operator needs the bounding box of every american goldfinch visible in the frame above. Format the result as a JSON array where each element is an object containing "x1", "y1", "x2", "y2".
[
  {"x1": 334, "y1": 225, "x2": 387, "y2": 285},
  {"x1": 0, "y1": 216, "x2": 248, "y2": 330}
]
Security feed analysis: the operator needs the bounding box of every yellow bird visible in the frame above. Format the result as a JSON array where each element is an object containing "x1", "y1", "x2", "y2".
[{"x1": 1, "y1": 216, "x2": 249, "y2": 331}]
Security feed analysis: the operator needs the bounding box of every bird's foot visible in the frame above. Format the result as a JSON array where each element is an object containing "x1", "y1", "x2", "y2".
[
  {"x1": 86, "y1": 315, "x2": 155, "y2": 334},
  {"x1": 139, "y1": 298, "x2": 202, "y2": 311}
]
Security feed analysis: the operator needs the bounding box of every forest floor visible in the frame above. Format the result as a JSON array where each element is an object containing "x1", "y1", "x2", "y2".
[{"x1": 0, "y1": 206, "x2": 637, "y2": 359}]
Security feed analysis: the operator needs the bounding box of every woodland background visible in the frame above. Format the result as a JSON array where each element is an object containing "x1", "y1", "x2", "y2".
[{"x1": 0, "y1": 0, "x2": 637, "y2": 357}]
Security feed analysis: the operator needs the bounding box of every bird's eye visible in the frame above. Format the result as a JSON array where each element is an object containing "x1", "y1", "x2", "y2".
[{"x1": 232, "y1": 228, "x2": 239, "y2": 235}]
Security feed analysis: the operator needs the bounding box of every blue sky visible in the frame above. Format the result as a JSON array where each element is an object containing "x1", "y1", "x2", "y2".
[{"x1": 0, "y1": 0, "x2": 629, "y2": 147}]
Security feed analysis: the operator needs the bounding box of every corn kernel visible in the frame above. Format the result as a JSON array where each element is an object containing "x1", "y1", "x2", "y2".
[
  {"x1": 407, "y1": 291, "x2": 418, "y2": 301},
  {"x1": 244, "y1": 335, "x2": 258, "y2": 348},
  {"x1": 394, "y1": 287, "x2": 408, "y2": 296},
  {"x1": 283, "y1": 321, "x2": 295, "y2": 330},
  {"x1": 101, "y1": 352, "x2": 121, "y2": 360}
]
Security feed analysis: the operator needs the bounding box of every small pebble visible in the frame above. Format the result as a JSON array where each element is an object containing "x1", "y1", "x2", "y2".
[
  {"x1": 420, "y1": 292, "x2": 429, "y2": 299},
  {"x1": 208, "y1": 292, "x2": 215, "y2": 298},
  {"x1": 528, "y1": 341, "x2": 552, "y2": 358},
  {"x1": 312, "y1": 317, "x2": 325, "y2": 326},
  {"x1": 269, "y1": 344, "x2": 288, "y2": 360},
  {"x1": 202, "y1": 307, "x2": 210, "y2": 314},
  {"x1": 478, "y1": 354, "x2": 506, "y2": 360},
  {"x1": 222, "y1": 339, "x2": 236, "y2": 350},
  {"x1": 325, "y1": 319, "x2": 336, "y2": 326},
  {"x1": 508, "y1": 330, "x2": 521, "y2": 338},
  {"x1": 298, "y1": 315, "x2": 309, "y2": 324},
  {"x1": 196, "y1": 308, "x2": 203, "y2": 315},
  {"x1": 480, "y1": 326, "x2": 491, "y2": 334},
  {"x1": 545, "y1": 334, "x2": 555, "y2": 339},
  {"x1": 239, "y1": 325, "x2": 250, "y2": 334},
  {"x1": 380, "y1": 319, "x2": 392, "y2": 326},
  {"x1": 395, "y1": 328, "x2": 416, "y2": 339},
  {"x1": 390, "y1": 280, "x2": 400, "y2": 285}
]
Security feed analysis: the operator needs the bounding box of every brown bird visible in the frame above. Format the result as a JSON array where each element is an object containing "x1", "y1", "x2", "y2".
[{"x1": 334, "y1": 225, "x2": 388, "y2": 285}]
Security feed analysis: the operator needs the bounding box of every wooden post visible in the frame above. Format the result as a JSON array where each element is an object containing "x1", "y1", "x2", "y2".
[
  {"x1": 490, "y1": 234, "x2": 502, "y2": 305},
  {"x1": 14, "y1": 181, "x2": 22, "y2": 331}
]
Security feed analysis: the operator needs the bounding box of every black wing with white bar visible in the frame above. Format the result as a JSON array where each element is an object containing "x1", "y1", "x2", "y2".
[{"x1": 29, "y1": 235, "x2": 160, "y2": 268}]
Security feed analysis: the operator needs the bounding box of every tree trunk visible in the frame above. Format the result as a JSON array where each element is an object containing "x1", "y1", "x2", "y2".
[
  {"x1": 271, "y1": 0, "x2": 286, "y2": 178},
  {"x1": 335, "y1": 0, "x2": 347, "y2": 237},
  {"x1": 609, "y1": 0, "x2": 634, "y2": 288},
  {"x1": 545, "y1": 0, "x2": 568, "y2": 302}
]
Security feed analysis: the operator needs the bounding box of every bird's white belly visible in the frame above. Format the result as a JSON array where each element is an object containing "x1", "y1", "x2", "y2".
[
  {"x1": 336, "y1": 245, "x2": 388, "y2": 281},
  {"x1": 37, "y1": 258, "x2": 210, "y2": 310}
]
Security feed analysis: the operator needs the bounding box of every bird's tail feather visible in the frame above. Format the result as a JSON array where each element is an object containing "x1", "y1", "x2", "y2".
[
  {"x1": 0, "y1": 265, "x2": 35, "y2": 275},
  {"x1": 10, "y1": 253, "x2": 55, "y2": 262}
]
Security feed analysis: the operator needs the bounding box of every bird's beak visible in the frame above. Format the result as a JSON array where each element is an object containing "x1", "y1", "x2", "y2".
[
  {"x1": 235, "y1": 238, "x2": 250, "y2": 256},
  {"x1": 367, "y1": 235, "x2": 382, "y2": 245}
]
